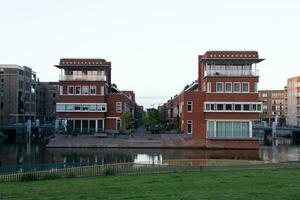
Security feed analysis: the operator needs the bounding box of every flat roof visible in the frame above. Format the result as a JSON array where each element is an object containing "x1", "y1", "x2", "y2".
[
  {"x1": 199, "y1": 51, "x2": 264, "y2": 64},
  {"x1": 55, "y1": 58, "x2": 111, "y2": 69}
]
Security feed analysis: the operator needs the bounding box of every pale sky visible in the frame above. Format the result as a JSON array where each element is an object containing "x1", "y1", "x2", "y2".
[{"x1": 1, "y1": 0, "x2": 300, "y2": 108}]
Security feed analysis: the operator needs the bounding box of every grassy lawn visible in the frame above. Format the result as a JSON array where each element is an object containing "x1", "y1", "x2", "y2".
[{"x1": 0, "y1": 169, "x2": 300, "y2": 200}]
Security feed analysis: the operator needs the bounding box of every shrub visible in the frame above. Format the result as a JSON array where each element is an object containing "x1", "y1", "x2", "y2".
[
  {"x1": 20, "y1": 173, "x2": 38, "y2": 181},
  {"x1": 104, "y1": 168, "x2": 115, "y2": 176},
  {"x1": 43, "y1": 173, "x2": 60, "y2": 180}
]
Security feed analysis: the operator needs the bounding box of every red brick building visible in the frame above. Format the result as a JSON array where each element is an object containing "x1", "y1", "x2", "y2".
[
  {"x1": 55, "y1": 58, "x2": 142, "y2": 134},
  {"x1": 160, "y1": 51, "x2": 264, "y2": 149}
]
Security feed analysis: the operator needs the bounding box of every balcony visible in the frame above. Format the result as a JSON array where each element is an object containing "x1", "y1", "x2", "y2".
[
  {"x1": 204, "y1": 69, "x2": 259, "y2": 77},
  {"x1": 59, "y1": 75, "x2": 107, "y2": 81}
]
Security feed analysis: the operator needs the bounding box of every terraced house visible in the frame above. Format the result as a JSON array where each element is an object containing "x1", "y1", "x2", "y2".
[
  {"x1": 55, "y1": 58, "x2": 142, "y2": 134},
  {"x1": 160, "y1": 51, "x2": 264, "y2": 149}
]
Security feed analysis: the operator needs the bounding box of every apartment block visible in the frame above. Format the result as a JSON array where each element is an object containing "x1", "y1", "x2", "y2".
[
  {"x1": 160, "y1": 51, "x2": 264, "y2": 149},
  {"x1": 0, "y1": 65, "x2": 36, "y2": 127},
  {"x1": 286, "y1": 76, "x2": 300, "y2": 126},
  {"x1": 36, "y1": 81, "x2": 59, "y2": 122},
  {"x1": 55, "y1": 58, "x2": 141, "y2": 134},
  {"x1": 258, "y1": 90, "x2": 286, "y2": 123}
]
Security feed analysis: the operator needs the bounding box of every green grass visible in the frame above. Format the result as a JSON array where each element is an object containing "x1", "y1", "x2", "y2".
[{"x1": 0, "y1": 169, "x2": 300, "y2": 200}]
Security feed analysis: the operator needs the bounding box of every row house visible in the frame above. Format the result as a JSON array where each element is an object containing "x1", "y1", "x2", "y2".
[
  {"x1": 55, "y1": 58, "x2": 141, "y2": 134},
  {"x1": 160, "y1": 51, "x2": 264, "y2": 149}
]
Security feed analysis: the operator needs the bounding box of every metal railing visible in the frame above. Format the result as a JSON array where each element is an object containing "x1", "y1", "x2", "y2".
[
  {"x1": 59, "y1": 75, "x2": 107, "y2": 81},
  {"x1": 205, "y1": 69, "x2": 259, "y2": 77}
]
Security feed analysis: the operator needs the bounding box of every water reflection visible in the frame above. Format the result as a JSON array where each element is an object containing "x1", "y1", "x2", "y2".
[{"x1": 1, "y1": 143, "x2": 300, "y2": 168}]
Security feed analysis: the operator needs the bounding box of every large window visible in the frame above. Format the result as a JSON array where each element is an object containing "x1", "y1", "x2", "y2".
[
  {"x1": 216, "y1": 82, "x2": 223, "y2": 93},
  {"x1": 207, "y1": 120, "x2": 251, "y2": 138},
  {"x1": 187, "y1": 120, "x2": 192, "y2": 134},
  {"x1": 56, "y1": 103, "x2": 107, "y2": 112},
  {"x1": 187, "y1": 101, "x2": 193, "y2": 112}
]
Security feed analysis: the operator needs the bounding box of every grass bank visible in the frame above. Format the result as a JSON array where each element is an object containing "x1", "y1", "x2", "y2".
[{"x1": 0, "y1": 169, "x2": 300, "y2": 200}]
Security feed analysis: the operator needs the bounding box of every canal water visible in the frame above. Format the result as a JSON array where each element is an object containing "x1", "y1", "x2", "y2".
[{"x1": 1, "y1": 141, "x2": 300, "y2": 167}]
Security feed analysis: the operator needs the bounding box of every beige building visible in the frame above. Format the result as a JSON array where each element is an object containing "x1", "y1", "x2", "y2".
[
  {"x1": 286, "y1": 76, "x2": 300, "y2": 126},
  {"x1": 258, "y1": 90, "x2": 286, "y2": 123}
]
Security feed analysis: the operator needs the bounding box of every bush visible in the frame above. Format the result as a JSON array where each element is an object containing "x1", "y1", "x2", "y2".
[
  {"x1": 20, "y1": 173, "x2": 38, "y2": 181},
  {"x1": 104, "y1": 168, "x2": 115, "y2": 176},
  {"x1": 43, "y1": 173, "x2": 60, "y2": 180}
]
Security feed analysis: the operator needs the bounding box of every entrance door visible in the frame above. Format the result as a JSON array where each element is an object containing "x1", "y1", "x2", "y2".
[{"x1": 97, "y1": 119, "x2": 104, "y2": 132}]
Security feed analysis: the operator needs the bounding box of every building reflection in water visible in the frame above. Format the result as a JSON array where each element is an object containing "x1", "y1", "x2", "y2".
[{"x1": 2, "y1": 142, "x2": 300, "y2": 168}]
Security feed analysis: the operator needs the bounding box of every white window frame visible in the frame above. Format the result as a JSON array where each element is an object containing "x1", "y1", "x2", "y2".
[
  {"x1": 116, "y1": 102, "x2": 122, "y2": 113},
  {"x1": 225, "y1": 82, "x2": 232, "y2": 93},
  {"x1": 67, "y1": 86, "x2": 74, "y2": 95},
  {"x1": 207, "y1": 82, "x2": 211, "y2": 93},
  {"x1": 75, "y1": 85, "x2": 81, "y2": 95},
  {"x1": 100, "y1": 86, "x2": 105, "y2": 96},
  {"x1": 56, "y1": 103, "x2": 107, "y2": 112},
  {"x1": 207, "y1": 120, "x2": 252, "y2": 138},
  {"x1": 187, "y1": 120, "x2": 193, "y2": 134},
  {"x1": 254, "y1": 82, "x2": 258, "y2": 93},
  {"x1": 187, "y1": 101, "x2": 193, "y2": 112},
  {"x1": 90, "y1": 86, "x2": 96, "y2": 95},
  {"x1": 204, "y1": 102, "x2": 262, "y2": 112},
  {"x1": 59, "y1": 86, "x2": 63, "y2": 95},
  {"x1": 116, "y1": 119, "x2": 122, "y2": 130},
  {"x1": 82, "y1": 85, "x2": 89, "y2": 95},
  {"x1": 233, "y1": 82, "x2": 241, "y2": 93},
  {"x1": 216, "y1": 82, "x2": 224, "y2": 93},
  {"x1": 242, "y1": 82, "x2": 249, "y2": 93}
]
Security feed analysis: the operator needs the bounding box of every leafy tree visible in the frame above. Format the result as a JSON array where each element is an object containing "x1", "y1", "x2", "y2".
[{"x1": 121, "y1": 111, "x2": 135, "y2": 130}]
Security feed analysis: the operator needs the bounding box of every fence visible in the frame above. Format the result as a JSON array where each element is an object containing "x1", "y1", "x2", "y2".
[{"x1": 0, "y1": 159, "x2": 299, "y2": 182}]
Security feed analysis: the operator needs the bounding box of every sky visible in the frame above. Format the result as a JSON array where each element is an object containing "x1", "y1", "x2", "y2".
[{"x1": 0, "y1": 0, "x2": 300, "y2": 108}]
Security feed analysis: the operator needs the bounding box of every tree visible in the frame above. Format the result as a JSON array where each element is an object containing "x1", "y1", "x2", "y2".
[{"x1": 121, "y1": 111, "x2": 135, "y2": 130}]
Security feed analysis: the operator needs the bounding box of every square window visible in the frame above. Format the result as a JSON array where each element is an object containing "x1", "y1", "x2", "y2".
[
  {"x1": 225, "y1": 104, "x2": 232, "y2": 111},
  {"x1": 210, "y1": 104, "x2": 215, "y2": 110},
  {"x1": 216, "y1": 82, "x2": 223, "y2": 93},
  {"x1": 233, "y1": 83, "x2": 241, "y2": 93},
  {"x1": 242, "y1": 83, "x2": 249, "y2": 93},
  {"x1": 82, "y1": 86, "x2": 89, "y2": 95},
  {"x1": 90, "y1": 86, "x2": 96, "y2": 95},
  {"x1": 225, "y1": 83, "x2": 232, "y2": 93},
  {"x1": 68, "y1": 86, "x2": 74, "y2": 95},
  {"x1": 234, "y1": 104, "x2": 242, "y2": 111},
  {"x1": 243, "y1": 104, "x2": 250, "y2": 111},
  {"x1": 217, "y1": 104, "x2": 224, "y2": 111},
  {"x1": 75, "y1": 86, "x2": 81, "y2": 95}
]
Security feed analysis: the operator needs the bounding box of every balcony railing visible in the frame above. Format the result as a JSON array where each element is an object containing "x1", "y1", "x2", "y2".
[
  {"x1": 204, "y1": 69, "x2": 259, "y2": 77},
  {"x1": 59, "y1": 75, "x2": 107, "y2": 81}
]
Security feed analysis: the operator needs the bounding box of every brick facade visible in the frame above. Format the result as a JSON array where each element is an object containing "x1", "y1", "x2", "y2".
[
  {"x1": 55, "y1": 58, "x2": 142, "y2": 134},
  {"x1": 160, "y1": 51, "x2": 264, "y2": 149}
]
